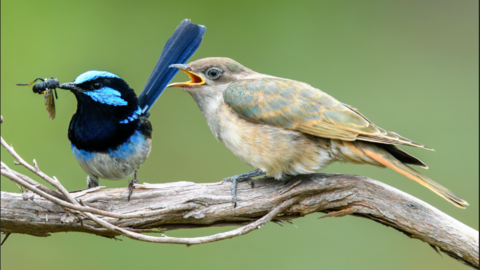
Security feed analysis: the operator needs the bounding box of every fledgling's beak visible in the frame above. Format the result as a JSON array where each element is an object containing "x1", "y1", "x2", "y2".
[
  {"x1": 58, "y1": 83, "x2": 84, "y2": 92},
  {"x1": 167, "y1": 64, "x2": 205, "y2": 87}
]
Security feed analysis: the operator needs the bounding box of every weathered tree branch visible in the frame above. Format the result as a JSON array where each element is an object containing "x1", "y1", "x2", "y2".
[
  {"x1": 2, "y1": 171, "x2": 478, "y2": 268},
  {"x1": 1, "y1": 115, "x2": 478, "y2": 268}
]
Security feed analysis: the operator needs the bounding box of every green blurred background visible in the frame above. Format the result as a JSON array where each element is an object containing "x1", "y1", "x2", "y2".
[{"x1": 1, "y1": 0, "x2": 478, "y2": 269}]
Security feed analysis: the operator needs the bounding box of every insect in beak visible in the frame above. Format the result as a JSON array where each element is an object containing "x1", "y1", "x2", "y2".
[{"x1": 16, "y1": 77, "x2": 60, "y2": 119}]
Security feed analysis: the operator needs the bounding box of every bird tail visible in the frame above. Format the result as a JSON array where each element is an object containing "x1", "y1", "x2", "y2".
[
  {"x1": 138, "y1": 19, "x2": 206, "y2": 117},
  {"x1": 360, "y1": 143, "x2": 468, "y2": 208}
]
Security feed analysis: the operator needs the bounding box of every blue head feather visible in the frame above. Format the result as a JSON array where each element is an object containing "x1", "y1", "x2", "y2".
[
  {"x1": 74, "y1": 71, "x2": 120, "y2": 84},
  {"x1": 83, "y1": 87, "x2": 128, "y2": 106}
]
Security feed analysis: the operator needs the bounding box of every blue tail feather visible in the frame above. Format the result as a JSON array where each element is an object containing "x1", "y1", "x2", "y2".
[{"x1": 138, "y1": 19, "x2": 206, "y2": 117}]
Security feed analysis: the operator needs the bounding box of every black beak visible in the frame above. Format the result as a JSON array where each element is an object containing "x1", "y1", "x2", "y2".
[{"x1": 58, "y1": 83, "x2": 83, "y2": 92}]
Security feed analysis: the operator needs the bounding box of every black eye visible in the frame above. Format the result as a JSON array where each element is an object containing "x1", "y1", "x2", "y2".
[
  {"x1": 206, "y1": 68, "x2": 222, "y2": 80},
  {"x1": 92, "y1": 83, "x2": 103, "y2": 90}
]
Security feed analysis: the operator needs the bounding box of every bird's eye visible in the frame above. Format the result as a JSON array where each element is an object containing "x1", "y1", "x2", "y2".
[
  {"x1": 92, "y1": 83, "x2": 103, "y2": 90},
  {"x1": 206, "y1": 68, "x2": 222, "y2": 80}
]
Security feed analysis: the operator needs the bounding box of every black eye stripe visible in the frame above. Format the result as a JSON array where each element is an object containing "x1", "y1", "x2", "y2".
[{"x1": 92, "y1": 82, "x2": 103, "y2": 89}]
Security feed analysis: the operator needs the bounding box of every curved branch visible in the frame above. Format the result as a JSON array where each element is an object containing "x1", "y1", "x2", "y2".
[
  {"x1": 1, "y1": 115, "x2": 478, "y2": 268},
  {"x1": 1, "y1": 170, "x2": 478, "y2": 267}
]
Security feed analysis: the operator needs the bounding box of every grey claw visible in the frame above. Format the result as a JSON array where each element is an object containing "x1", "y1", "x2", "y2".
[
  {"x1": 128, "y1": 178, "x2": 138, "y2": 201},
  {"x1": 231, "y1": 178, "x2": 238, "y2": 208},
  {"x1": 223, "y1": 170, "x2": 265, "y2": 208},
  {"x1": 222, "y1": 176, "x2": 236, "y2": 182}
]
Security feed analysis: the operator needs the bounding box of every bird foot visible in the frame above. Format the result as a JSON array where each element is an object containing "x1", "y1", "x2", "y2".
[
  {"x1": 221, "y1": 169, "x2": 265, "y2": 208},
  {"x1": 222, "y1": 176, "x2": 255, "y2": 187},
  {"x1": 128, "y1": 172, "x2": 138, "y2": 201}
]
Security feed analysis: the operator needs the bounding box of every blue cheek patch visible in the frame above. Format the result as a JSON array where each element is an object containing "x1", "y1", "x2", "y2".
[
  {"x1": 120, "y1": 106, "x2": 142, "y2": 124},
  {"x1": 108, "y1": 130, "x2": 146, "y2": 159},
  {"x1": 83, "y1": 87, "x2": 128, "y2": 106},
  {"x1": 74, "y1": 71, "x2": 120, "y2": 84},
  {"x1": 71, "y1": 144, "x2": 95, "y2": 162}
]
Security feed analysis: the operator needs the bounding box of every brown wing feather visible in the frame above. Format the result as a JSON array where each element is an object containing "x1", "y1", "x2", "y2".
[{"x1": 224, "y1": 78, "x2": 432, "y2": 150}]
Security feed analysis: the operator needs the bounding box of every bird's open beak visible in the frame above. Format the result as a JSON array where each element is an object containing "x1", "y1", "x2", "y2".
[
  {"x1": 167, "y1": 64, "x2": 205, "y2": 87},
  {"x1": 58, "y1": 83, "x2": 84, "y2": 92}
]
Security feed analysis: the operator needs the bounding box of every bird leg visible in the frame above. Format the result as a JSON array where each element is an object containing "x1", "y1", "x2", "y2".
[
  {"x1": 70, "y1": 176, "x2": 99, "y2": 193},
  {"x1": 128, "y1": 171, "x2": 138, "y2": 201},
  {"x1": 87, "y1": 175, "x2": 99, "y2": 189},
  {"x1": 222, "y1": 169, "x2": 265, "y2": 208}
]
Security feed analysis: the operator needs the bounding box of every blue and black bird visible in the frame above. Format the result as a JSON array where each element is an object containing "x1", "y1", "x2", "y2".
[{"x1": 58, "y1": 20, "x2": 205, "y2": 200}]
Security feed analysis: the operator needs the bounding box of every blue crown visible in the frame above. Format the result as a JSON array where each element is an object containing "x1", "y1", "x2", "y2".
[{"x1": 74, "y1": 70, "x2": 120, "y2": 84}]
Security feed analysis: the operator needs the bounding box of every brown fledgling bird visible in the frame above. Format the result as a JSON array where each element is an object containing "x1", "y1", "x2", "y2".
[{"x1": 168, "y1": 57, "x2": 468, "y2": 208}]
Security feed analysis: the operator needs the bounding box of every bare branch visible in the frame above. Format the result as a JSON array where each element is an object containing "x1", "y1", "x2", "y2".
[
  {"x1": 1, "y1": 115, "x2": 478, "y2": 268},
  {"x1": 2, "y1": 171, "x2": 478, "y2": 267}
]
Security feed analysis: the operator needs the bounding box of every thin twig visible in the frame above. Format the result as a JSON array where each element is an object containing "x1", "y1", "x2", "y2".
[
  {"x1": 1, "y1": 233, "x2": 11, "y2": 245},
  {"x1": 1, "y1": 163, "x2": 198, "y2": 219}
]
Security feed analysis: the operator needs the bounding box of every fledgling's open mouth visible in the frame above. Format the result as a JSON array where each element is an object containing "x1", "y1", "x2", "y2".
[{"x1": 168, "y1": 64, "x2": 205, "y2": 88}]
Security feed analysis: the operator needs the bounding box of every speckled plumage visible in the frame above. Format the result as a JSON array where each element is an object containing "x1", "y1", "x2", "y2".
[{"x1": 169, "y1": 57, "x2": 467, "y2": 208}]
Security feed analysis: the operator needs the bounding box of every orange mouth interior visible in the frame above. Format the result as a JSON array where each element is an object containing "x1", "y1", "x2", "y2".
[{"x1": 168, "y1": 68, "x2": 205, "y2": 87}]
